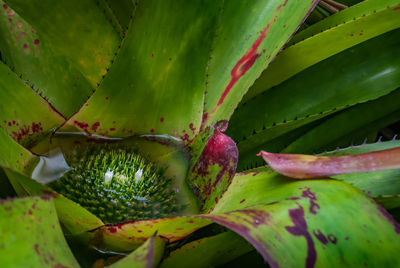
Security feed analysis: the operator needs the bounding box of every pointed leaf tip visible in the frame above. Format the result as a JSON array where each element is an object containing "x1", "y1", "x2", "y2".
[{"x1": 258, "y1": 147, "x2": 400, "y2": 179}]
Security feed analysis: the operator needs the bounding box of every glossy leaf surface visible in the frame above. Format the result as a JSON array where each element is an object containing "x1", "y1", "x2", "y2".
[
  {"x1": 211, "y1": 172, "x2": 400, "y2": 267},
  {"x1": 0, "y1": 196, "x2": 79, "y2": 267}
]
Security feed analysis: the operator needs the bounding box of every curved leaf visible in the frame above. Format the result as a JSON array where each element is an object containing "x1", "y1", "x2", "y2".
[
  {"x1": 257, "y1": 147, "x2": 400, "y2": 179},
  {"x1": 210, "y1": 173, "x2": 400, "y2": 267},
  {"x1": 228, "y1": 28, "x2": 400, "y2": 145},
  {"x1": 0, "y1": 1, "x2": 94, "y2": 117},
  {"x1": 244, "y1": 1, "x2": 400, "y2": 101},
  {"x1": 92, "y1": 216, "x2": 211, "y2": 252},
  {"x1": 0, "y1": 60, "x2": 65, "y2": 147},
  {"x1": 4, "y1": 0, "x2": 121, "y2": 88},
  {"x1": 160, "y1": 231, "x2": 253, "y2": 268},
  {"x1": 5, "y1": 169, "x2": 104, "y2": 236},
  {"x1": 109, "y1": 235, "x2": 165, "y2": 268},
  {"x1": 61, "y1": 0, "x2": 222, "y2": 142},
  {"x1": 202, "y1": 0, "x2": 319, "y2": 127},
  {"x1": 0, "y1": 195, "x2": 79, "y2": 267}
]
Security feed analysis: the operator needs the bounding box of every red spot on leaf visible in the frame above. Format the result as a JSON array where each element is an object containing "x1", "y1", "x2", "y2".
[
  {"x1": 150, "y1": 128, "x2": 154, "y2": 133},
  {"x1": 33, "y1": 39, "x2": 40, "y2": 45},
  {"x1": 240, "y1": 199, "x2": 246, "y2": 203},
  {"x1": 73, "y1": 120, "x2": 91, "y2": 135},
  {"x1": 313, "y1": 229, "x2": 328, "y2": 245},
  {"x1": 109, "y1": 128, "x2": 115, "y2": 131},
  {"x1": 109, "y1": 227, "x2": 117, "y2": 233},
  {"x1": 301, "y1": 187, "x2": 320, "y2": 214},
  {"x1": 160, "y1": 117, "x2": 164, "y2": 123},
  {"x1": 394, "y1": 7, "x2": 400, "y2": 10},
  {"x1": 105, "y1": 96, "x2": 109, "y2": 101},
  {"x1": 189, "y1": 123, "x2": 196, "y2": 134},
  {"x1": 91, "y1": 122, "x2": 100, "y2": 132},
  {"x1": 3, "y1": 4, "x2": 7, "y2": 9}
]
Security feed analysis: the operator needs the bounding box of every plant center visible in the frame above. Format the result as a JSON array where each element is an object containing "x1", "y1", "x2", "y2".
[{"x1": 50, "y1": 145, "x2": 181, "y2": 224}]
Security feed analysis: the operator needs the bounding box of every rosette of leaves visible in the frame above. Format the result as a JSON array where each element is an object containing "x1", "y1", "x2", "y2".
[{"x1": 1, "y1": 0, "x2": 400, "y2": 267}]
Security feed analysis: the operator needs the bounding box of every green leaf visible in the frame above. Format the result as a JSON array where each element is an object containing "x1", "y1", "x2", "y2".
[
  {"x1": 160, "y1": 231, "x2": 253, "y2": 268},
  {"x1": 202, "y1": 0, "x2": 319, "y2": 127},
  {"x1": 0, "y1": 60, "x2": 65, "y2": 147},
  {"x1": 92, "y1": 216, "x2": 211, "y2": 252},
  {"x1": 0, "y1": 1, "x2": 94, "y2": 117},
  {"x1": 5, "y1": 170, "x2": 104, "y2": 236},
  {"x1": 282, "y1": 88, "x2": 400, "y2": 154},
  {"x1": 244, "y1": 0, "x2": 400, "y2": 101},
  {"x1": 0, "y1": 168, "x2": 15, "y2": 198},
  {"x1": 0, "y1": 128, "x2": 37, "y2": 173},
  {"x1": 375, "y1": 195, "x2": 400, "y2": 210},
  {"x1": 4, "y1": 0, "x2": 121, "y2": 87},
  {"x1": 209, "y1": 173, "x2": 400, "y2": 267},
  {"x1": 61, "y1": 0, "x2": 222, "y2": 141},
  {"x1": 109, "y1": 235, "x2": 165, "y2": 268},
  {"x1": 0, "y1": 195, "x2": 79, "y2": 267},
  {"x1": 227, "y1": 29, "x2": 400, "y2": 147}
]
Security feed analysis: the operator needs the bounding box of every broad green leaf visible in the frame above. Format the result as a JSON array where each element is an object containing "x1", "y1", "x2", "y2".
[
  {"x1": 109, "y1": 235, "x2": 165, "y2": 268},
  {"x1": 5, "y1": 170, "x2": 104, "y2": 236},
  {"x1": 202, "y1": 0, "x2": 319, "y2": 127},
  {"x1": 283, "y1": 89, "x2": 400, "y2": 154},
  {"x1": 160, "y1": 231, "x2": 253, "y2": 268},
  {"x1": 210, "y1": 173, "x2": 400, "y2": 267},
  {"x1": 227, "y1": 29, "x2": 400, "y2": 146},
  {"x1": 61, "y1": 0, "x2": 222, "y2": 142},
  {"x1": 92, "y1": 216, "x2": 211, "y2": 252},
  {"x1": 0, "y1": 128, "x2": 37, "y2": 173},
  {"x1": 0, "y1": 195, "x2": 79, "y2": 267},
  {"x1": 4, "y1": 0, "x2": 121, "y2": 87},
  {"x1": 244, "y1": 1, "x2": 400, "y2": 101},
  {"x1": 0, "y1": 1, "x2": 94, "y2": 117},
  {"x1": 0, "y1": 60, "x2": 65, "y2": 147}
]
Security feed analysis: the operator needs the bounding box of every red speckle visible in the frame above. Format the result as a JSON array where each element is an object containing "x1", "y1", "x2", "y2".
[
  {"x1": 12, "y1": 120, "x2": 15, "y2": 125},
  {"x1": 151, "y1": 53, "x2": 154, "y2": 57},
  {"x1": 160, "y1": 117, "x2": 164, "y2": 123},
  {"x1": 33, "y1": 39, "x2": 40, "y2": 45},
  {"x1": 91, "y1": 122, "x2": 100, "y2": 132},
  {"x1": 189, "y1": 123, "x2": 196, "y2": 134},
  {"x1": 23, "y1": 43, "x2": 28, "y2": 49},
  {"x1": 3, "y1": 4, "x2": 7, "y2": 9},
  {"x1": 240, "y1": 199, "x2": 246, "y2": 203},
  {"x1": 313, "y1": 229, "x2": 328, "y2": 245},
  {"x1": 73, "y1": 120, "x2": 91, "y2": 135},
  {"x1": 188, "y1": 220, "x2": 194, "y2": 223},
  {"x1": 7, "y1": 122, "x2": 12, "y2": 126},
  {"x1": 137, "y1": 230, "x2": 143, "y2": 233},
  {"x1": 34, "y1": 244, "x2": 40, "y2": 255},
  {"x1": 31, "y1": 122, "x2": 42, "y2": 133},
  {"x1": 109, "y1": 227, "x2": 117, "y2": 233},
  {"x1": 168, "y1": 57, "x2": 172, "y2": 61},
  {"x1": 105, "y1": 96, "x2": 109, "y2": 100},
  {"x1": 150, "y1": 128, "x2": 154, "y2": 133},
  {"x1": 176, "y1": 227, "x2": 183, "y2": 230},
  {"x1": 215, "y1": 197, "x2": 219, "y2": 203},
  {"x1": 394, "y1": 7, "x2": 400, "y2": 10},
  {"x1": 109, "y1": 128, "x2": 115, "y2": 131}
]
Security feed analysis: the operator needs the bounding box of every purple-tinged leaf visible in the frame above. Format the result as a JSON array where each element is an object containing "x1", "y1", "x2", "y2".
[
  {"x1": 188, "y1": 120, "x2": 238, "y2": 212},
  {"x1": 257, "y1": 147, "x2": 400, "y2": 179}
]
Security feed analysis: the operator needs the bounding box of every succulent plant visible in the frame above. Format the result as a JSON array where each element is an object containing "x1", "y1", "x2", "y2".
[{"x1": 1, "y1": 0, "x2": 400, "y2": 267}]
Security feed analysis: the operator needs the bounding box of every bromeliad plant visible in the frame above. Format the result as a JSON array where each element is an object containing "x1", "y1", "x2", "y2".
[{"x1": 1, "y1": 0, "x2": 400, "y2": 267}]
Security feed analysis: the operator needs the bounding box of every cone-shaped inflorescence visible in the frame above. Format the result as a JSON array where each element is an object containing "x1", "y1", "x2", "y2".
[{"x1": 50, "y1": 145, "x2": 181, "y2": 224}]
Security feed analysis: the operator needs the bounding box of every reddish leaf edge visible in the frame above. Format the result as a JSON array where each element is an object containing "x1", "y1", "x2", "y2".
[{"x1": 257, "y1": 147, "x2": 400, "y2": 179}]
